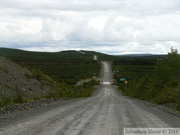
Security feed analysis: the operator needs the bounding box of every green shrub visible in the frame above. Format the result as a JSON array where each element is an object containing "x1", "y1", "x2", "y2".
[
  {"x1": 0, "y1": 87, "x2": 13, "y2": 107},
  {"x1": 13, "y1": 85, "x2": 25, "y2": 103},
  {"x1": 120, "y1": 48, "x2": 180, "y2": 111},
  {"x1": 176, "y1": 104, "x2": 180, "y2": 111},
  {"x1": 153, "y1": 86, "x2": 176, "y2": 104},
  {"x1": 46, "y1": 80, "x2": 97, "y2": 99}
]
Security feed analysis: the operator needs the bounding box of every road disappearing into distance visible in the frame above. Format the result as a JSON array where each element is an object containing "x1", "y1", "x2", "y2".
[{"x1": 0, "y1": 61, "x2": 180, "y2": 135}]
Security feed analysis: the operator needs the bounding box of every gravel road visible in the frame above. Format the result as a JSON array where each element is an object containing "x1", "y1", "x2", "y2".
[{"x1": 0, "y1": 61, "x2": 180, "y2": 135}]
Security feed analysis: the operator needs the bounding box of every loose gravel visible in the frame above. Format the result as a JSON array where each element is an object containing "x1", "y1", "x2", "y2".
[{"x1": 0, "y1": 98, "x2": 80, "y2": 128}]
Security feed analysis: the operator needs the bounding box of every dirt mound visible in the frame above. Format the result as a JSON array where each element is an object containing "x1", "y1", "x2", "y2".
[{"x1": 0, "y1": 56, "x2": 51, "y2": 104}]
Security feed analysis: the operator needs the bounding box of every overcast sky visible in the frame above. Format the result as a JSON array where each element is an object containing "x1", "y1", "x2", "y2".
[{"x1": 0, "y1": 0, "x2": 180, "y2": 54}]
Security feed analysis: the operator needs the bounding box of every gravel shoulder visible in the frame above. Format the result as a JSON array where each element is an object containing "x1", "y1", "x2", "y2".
[
  {"x1": 0, "y1": 98, "x2": 81, "y2": 128},
  {"x1": 0, "y1": 85, "x2": 101, "y2": 129}
]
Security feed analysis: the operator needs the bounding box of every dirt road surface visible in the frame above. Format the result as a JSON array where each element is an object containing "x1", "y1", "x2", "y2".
[{"x1": 0, "y1": 62, "x2": 180, "y2": 135}]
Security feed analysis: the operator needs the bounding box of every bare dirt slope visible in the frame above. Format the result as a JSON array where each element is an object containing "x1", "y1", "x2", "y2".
[{"x1": 0, "y1": 56, "x2": 51, "y2": 103}]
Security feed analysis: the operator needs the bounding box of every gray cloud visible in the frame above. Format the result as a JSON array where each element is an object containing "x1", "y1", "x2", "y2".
[{"x1": 0, "y1": 0, "x2": 180, "y2": 54}]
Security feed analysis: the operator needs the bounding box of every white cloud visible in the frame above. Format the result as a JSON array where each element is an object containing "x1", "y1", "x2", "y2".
[
  {"x1": 87, "y1": 16, "x2": 108, "y2": 31},
  {"x1": 0, "y1": 0, "x2": 180, "y2": 54}
]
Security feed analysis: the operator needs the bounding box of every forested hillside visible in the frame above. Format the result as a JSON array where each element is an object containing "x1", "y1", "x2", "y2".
[
  {"x1": 0, "y1": 48, "x2": 105, "y2": 108},
  {"x1": 0, "y1": 48, "x2": 108, "y2": 84}
]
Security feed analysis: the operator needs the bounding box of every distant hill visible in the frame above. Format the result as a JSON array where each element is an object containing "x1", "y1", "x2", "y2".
[
  {"x1": 0, "y1": 47, "x2": 167, "y2": 61},
  {"x1": 116, "y1": 54, "x2": 167, "y2": 59},
  {"x1": 0, "y1": 48, "x2": 112, "y2": 84},
  {"x1": 119, "y1": 53, "x2": 154, "y2": 56},
  {"x1": 0, "y1": 48, "x2": 115, "y2": 62}
]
